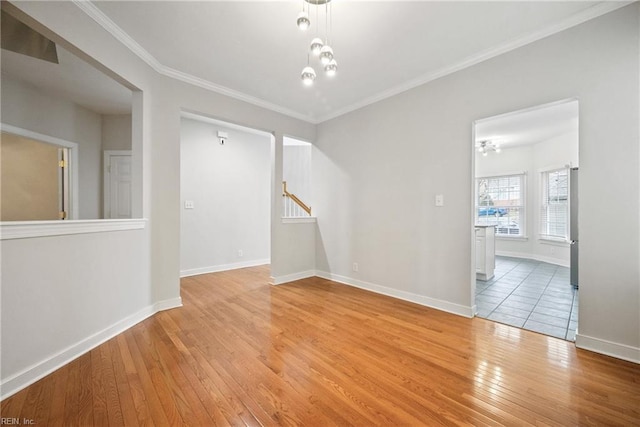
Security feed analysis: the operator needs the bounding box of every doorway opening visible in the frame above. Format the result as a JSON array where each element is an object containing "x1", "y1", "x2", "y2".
[
  {"x1": 103, "y1": 150, "x2": 132, "y2": 219},
  {"x1": 472, "y1": 99, "x2": 579, "y2": 341},
  {"x1": 179, "y1": 112, "x2": 272, "y2": 278}
]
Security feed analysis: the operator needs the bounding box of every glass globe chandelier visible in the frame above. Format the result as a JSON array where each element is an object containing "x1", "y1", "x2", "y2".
[{"x1": 296, "y1": 0, "x2": 337, "y2": 86}]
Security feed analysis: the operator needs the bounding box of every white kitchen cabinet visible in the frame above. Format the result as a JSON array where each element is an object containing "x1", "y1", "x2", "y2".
[{"x1": 475, "y1": 226, "x2": 495, "y2": 281}]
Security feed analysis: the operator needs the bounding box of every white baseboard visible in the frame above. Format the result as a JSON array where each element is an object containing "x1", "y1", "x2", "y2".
[
  {"x1": 271, "y1": 270, "x2": 316, "y2": 285},
  {"x1": 496, "y1": 251, "x2": 569, "y2": 268},
  {"x1": 315, "y1": 271, "x2": 474, "y2": 318},
  {"x1": 180, "y1": 259, "x2": 270, "y2": 278},
  {"x1": 575, "y1": 333, "x2": 640, "y2": 364},
  {"x1": 0, "y1": 297, "x2": 182, "y2": 401}
]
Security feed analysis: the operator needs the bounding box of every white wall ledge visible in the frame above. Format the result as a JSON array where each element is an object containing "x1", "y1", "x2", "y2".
[
  {"x1": 281, "y1": 217, "x2": 317, "y2": 224},
  {"x1": 0, "y1": 219, "x2": 147, "y2": 240},
  {"x1": 538, "y1": 237, "x2": 570, "y2": 247},
  {"x1": 496, "y1": 235, "x2": 529, "y2": 241}
]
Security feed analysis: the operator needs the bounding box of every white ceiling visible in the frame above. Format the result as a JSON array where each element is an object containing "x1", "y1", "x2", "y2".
[
  {"x1": 2, "y1": 1, "x2": 627, "y2": 121},
  {"x1": 475, "y1": 99, "x2": 579, "y2": 148},
  {"x1": 1, "y1": 44, "x2": 132, "y2": 115}
]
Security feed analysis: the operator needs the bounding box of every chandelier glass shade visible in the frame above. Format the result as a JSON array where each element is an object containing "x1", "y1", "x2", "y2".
[
  {"x1": 301, "y1": 66, "x2": 316, "y2": 86},
  {"x1": 310, "y1": 37, "x2": 324, "y2": 55},
  {"x1": 296, "y1": 11, "x2": 310, "y2": 30},
  {"x1": 319, "y1": 45, "x2": 334, "y2": 65},
  {"x1": 324, "y1": 59, "x2": 337, "y2": 76},
  {"x1": 297, "y1": 0, "x2": 336, "y2": 85}
]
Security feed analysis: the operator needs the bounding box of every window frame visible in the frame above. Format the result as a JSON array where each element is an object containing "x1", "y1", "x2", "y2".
[
  {"x1": 475, "y1": 173, "x2": 526, "y2": 238},
  {"x1": 539, "y1": 167, "x2": 570, "y2": 242}
]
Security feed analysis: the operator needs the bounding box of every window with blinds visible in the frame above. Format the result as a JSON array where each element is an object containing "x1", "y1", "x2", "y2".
[
  {"x1": 476, "y1": 174, "x2": 525, "y2": 237},
  {"x1": 540, "y1": 168, "x2": 569, "y2": 240}
]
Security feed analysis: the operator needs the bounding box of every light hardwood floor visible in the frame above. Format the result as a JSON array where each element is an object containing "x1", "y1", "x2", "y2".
[{"x1": 2, "y1": 265, "x2": 639, "y2": 426}]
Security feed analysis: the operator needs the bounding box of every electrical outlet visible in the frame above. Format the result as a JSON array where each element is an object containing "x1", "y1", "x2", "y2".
[
  {"x1": 352, "y1": 262, "x2": 359, "y2": 272},
  {"x1": 184, "y1": 200, "x2": 195, "y2": 209},
  {"x1": 238, "y1": 249, "x2": 243, "y2": 257}
]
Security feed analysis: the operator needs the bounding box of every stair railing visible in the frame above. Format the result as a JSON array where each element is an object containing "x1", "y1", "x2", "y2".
[{"x1": 282, "y1": 181, "x2": 311, "y2": 217}]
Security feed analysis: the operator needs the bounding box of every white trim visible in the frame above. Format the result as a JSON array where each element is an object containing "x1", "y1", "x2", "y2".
[
  {"x1": 271, "y1": 270, "x2": 316, "y2": 285},
  {"x1": 537, "y1": 163, "x2": 573, "y2": 174},
  {"x1": 282, "y1": 217, "x2": 317, "y2": 224},
  {"x1": 0, "y1": 297, "x2": 182, "y2": 401},
  {"x1": 496, "y1": 235, "x2": 529, "y2": 241},
  {"x1": 538, "y1": 237, "x2": 570, "y2": 246},
  {"x1": 0, "y1": 219, "x2": 146, "y2": 240},
  {"x1": 315, "y1": 271, "x2": 474, "y2": 318},
  {"x1": 315, "y1": 5, "x2": 625, "y2": 123},
  {"x1": 1, "y1": 123, "x2": 80, "y2": 220},
  {"x1": 474, "y1": 97, "x2": 580, "y2": 125},
  {"x1": 103, "y1": 150, "x2": 133, "y2": 219},
  {"x1": 496, "y1": 250, "x2": 569, "y2": 268},
  {"x1": 72, "y1": 1, "x2": 628, "y2": 125},
  {"x1": 476, "y1": 171, "x2": 527, "y2": 179},
  {"x1": 180, "y1": 111, "x2": 273, "y2": 138},
  {"x1": 283, "y1": 136, "x2": 312, "y2": 147},
  {"x1": 575, "y1": 333, "x2": 640, "y2": 364},
  {"x1": 72, "y1": 0, "x2": 313, "y2": 124},
  {"x1": 180, "y1": 259, "x2": 270, "y2": 278}
]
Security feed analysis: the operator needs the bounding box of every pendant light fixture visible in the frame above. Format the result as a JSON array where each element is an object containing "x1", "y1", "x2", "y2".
[
  {"x1": 296, "y1": 0, "x2": 337, "y2": 86},
  {"x1": 324, "y1": 59, "x2": 337, "y2": 76},
  {"x1": 301, "y1": 53, "x2": 316, "y2": 86},
  {"x1": 296, "y1": 0, "x2": 310, "y2": 30},
  {"x1": 310, "y1": 38, "x2": 323, "y2": 55}
]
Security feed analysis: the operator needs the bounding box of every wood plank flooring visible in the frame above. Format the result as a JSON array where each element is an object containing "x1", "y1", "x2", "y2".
[{"x1": 2, "y1": 265, "x2": 639, "y2": 426}]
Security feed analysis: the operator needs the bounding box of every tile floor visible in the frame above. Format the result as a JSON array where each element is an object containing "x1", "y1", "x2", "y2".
[{"x1": 475, "y1": 256, "x2": 578, "y2": 341}]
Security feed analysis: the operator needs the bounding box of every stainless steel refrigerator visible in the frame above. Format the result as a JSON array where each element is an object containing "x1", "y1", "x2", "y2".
[{"x1": 570, "y1": 167, "x2": 579, "y2": 288}]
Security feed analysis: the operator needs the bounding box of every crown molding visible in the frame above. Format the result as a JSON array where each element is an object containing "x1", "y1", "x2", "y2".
[
  {"x1": 313, "y1": 1, "x2": 633, "y2": 123},
  {"x1": 72, "y1": 0, "x2": 163, "y2": 72},
  {"x1": 74, "y1": 1, "x2": 631, "y2": 126},
  {"x1": 72, "y1": 0, "x2": 317, "y2": 124},
  {"x1": 160, "y1": 65, "x2": 315, "y2": 123}
]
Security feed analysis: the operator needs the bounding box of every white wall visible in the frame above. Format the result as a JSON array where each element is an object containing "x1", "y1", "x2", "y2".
[
  {"x1": 314, "y1": 5, "x2": 639, "y2": 361},
  {"x1": 1, "y1": 0, "x2": 316, "y2": 398},
  {"x1": 0, "y1": 226, "x2": 152, "y2": 398},
  {"x1": 475, "y1": 129, "x2": 579, "y2": 266},
  {"x1": 1, "y1": 77, "x2": 103, "y2": 219},
  {"x1": 102, "y1": 114, "x2": 132, "y2": 151},
  {"x1": 180, "y1": 118, "x2": 271, "y2": 276}
]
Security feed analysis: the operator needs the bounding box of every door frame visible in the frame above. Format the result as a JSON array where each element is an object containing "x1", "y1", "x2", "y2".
[
  {"x1": 469, "y1": 97, "x2": 579, "y2": 315},
  {"x1": 1, "y1": 123, "x2": 79, "y2": 220},
  {"x1": 103, "y1": 150, "x2": 132, "y2": 219}
]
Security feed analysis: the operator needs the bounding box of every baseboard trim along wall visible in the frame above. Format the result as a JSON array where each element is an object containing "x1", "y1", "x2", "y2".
[
  {"x1": 271, "y1": 270, "x2": 316, "y2": 285},
  {"x1": 180, "y1": 259, "x2": 270, "y2": 278},
  {"x1": 0, "y1": 297, "x2": 183, "y2": 401},
  {"x1": 496, "y1": 250, "x2": 570, "y2": 268},
  {"x1": 315, "y1": 271, "x2": 474, "y2": 318},
  {"x1": 575, "y1": 333, "x2": 640, "y2": 364}
]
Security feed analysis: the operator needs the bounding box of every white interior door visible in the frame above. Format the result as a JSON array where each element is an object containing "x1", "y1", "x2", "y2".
[{"x1": 104, "y1": 150, "x2": 132, "y2": 218}]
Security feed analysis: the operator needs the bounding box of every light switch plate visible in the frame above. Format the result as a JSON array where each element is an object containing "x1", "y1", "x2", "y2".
[
  {"x1": 184, "y1": 200, "x2": 195, "y2": 209},
  {"x1": 435, "y1": 194, "x2": 444, "y2": 207}
]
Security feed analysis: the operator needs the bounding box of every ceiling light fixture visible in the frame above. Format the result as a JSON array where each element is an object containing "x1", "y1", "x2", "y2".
[
  {"x1": 296, "y1": 1, "x2": 310, "y2": 31},
  {"x1": 297, "y1": 0, "x2": 336, "y2": 86},
  {"x1": 476, "y1": 140, "x2": 501, "y2": 156}
]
